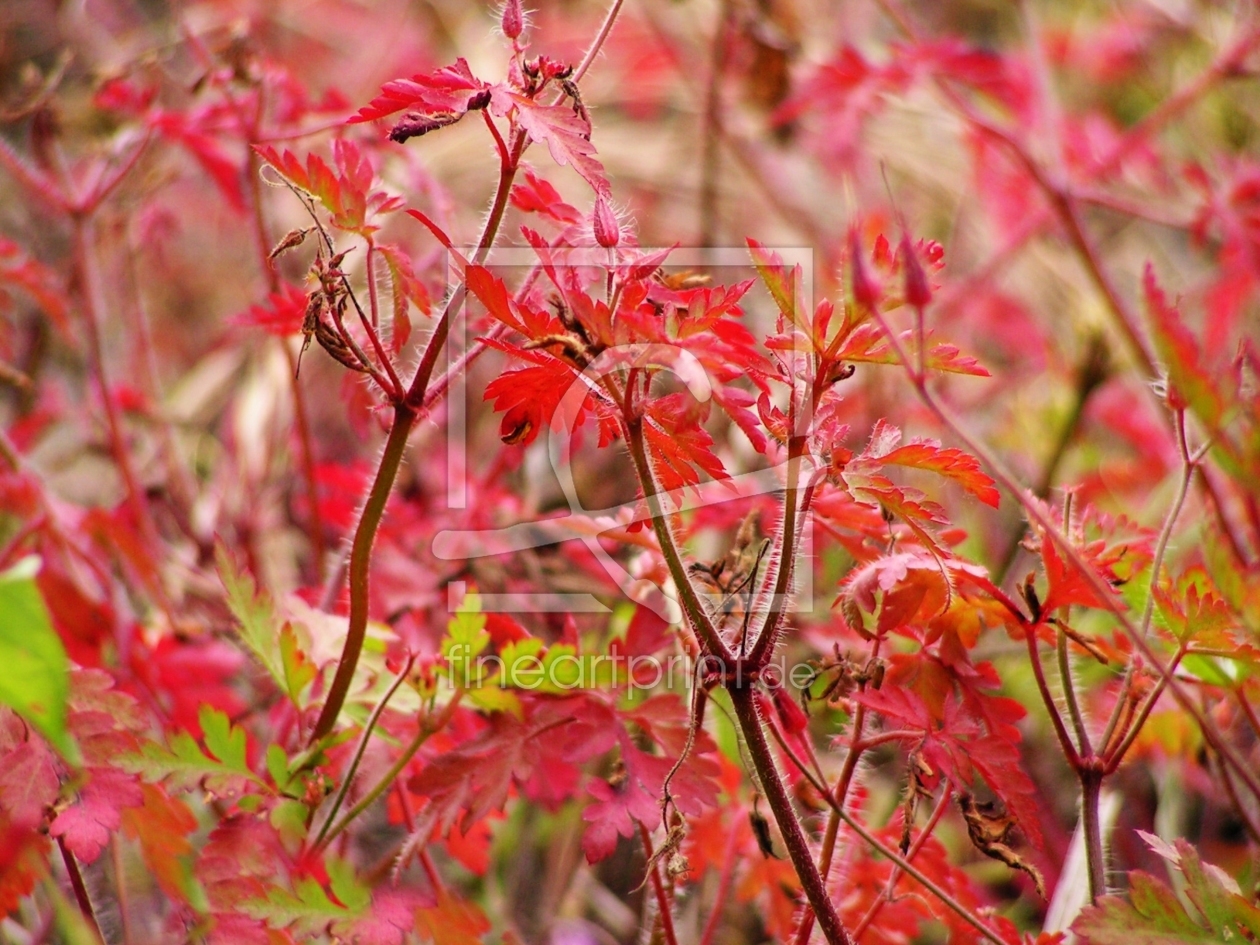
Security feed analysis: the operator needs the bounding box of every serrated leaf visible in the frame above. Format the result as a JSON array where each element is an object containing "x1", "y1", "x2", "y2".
[
  {"x1": 217, "y1": 544, "x2": 287, "y2": 694},
  {"x1": 415, "y1": 889, "x2": 491, "y2": 945},
  {"x1": 493, "y1": 90, "x2": 608, "y2": 194},
  {"x1": 442, "y1": 593, "x2": 490, "y2": 686},
  {"x1": 119, "y1": 784, "x2": 200, "y2": 903},
  {"x1": 348, "y1": 58, "x2": 486, "y2": 124},
  {"x1": 124, "y1": 708, "x2": 262, "y2": 796},
  {"x1": 201, "y1": 705, "x2": 249, "y2": 772},
  {"x1": 467, "y1": 686, "x2": 524, "y2": 718},
  {"x1": 1074, "y1": 840, "x2": 1260, "y2": 944}
]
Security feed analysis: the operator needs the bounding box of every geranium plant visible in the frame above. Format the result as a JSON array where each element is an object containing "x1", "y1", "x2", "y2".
[{"x1": 2, "y1": 1, "x2": 1259, "y2": 944}]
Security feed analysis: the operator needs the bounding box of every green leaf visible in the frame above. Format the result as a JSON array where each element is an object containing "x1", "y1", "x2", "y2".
[
  {"x1": 327, "y1": 857, "x2": 371, "y2": 913},
  {"x1": 266, "y1": 744, "x2": 295, "y2": 794},
  {"x1": 441, "y1": 592, "x2": 489, "y2": 686},
  {"x1": 279, "y1": 622, "x2": 317, "y2": 706},
  {"x1": 0, "y1": 557, "x2": 75, "y2": 760},
  {"x1": 123, "y1": 707, "x2": 261, "y2": 796},
  {"x1": 467, "y1": 686, "x2": 523, "y2": 718},
  {"x1": 1074, "y1": 839, "x2": 1260, "y2": 944},
  {"x1": 216, "y1": 542, "x2": 286, "y2": 691},
  {"x1": 269, "y1": 799, "x2": 310, "y2": 848},
  {"x1": 244, "y1": 875, "x2": 348, "y2": 935},
  {"x1": 200, "y1": 705, "x2": 249, "y2": 771}
]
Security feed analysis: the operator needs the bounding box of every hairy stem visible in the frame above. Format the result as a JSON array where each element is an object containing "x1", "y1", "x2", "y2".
[
  {"x1": 638, "y1": 823, "x2": 680, "y2": 945},
  {"x1": 624, "y1": 415, "x2": 730, "y2": 660},
  {"x1": 729, "y1": 684, "x2": 853, "y2": 945},
  {"x1": 1079, "y1": 766, "x2": 1107, "y2": 902},
  {"x1": 310, "y1": 138, "x2": 523, "y2": 745}
]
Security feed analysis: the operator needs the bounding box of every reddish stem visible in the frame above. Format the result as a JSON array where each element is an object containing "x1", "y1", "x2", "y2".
[{"x1": 638, "y1": 823, "x2": 680, "y2": 945}]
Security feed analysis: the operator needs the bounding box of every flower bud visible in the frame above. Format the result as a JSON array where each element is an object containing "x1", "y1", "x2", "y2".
[
  {"x1": 502, "y1": 0, "x2": 524, "y2": 40},
  {"x1": 900, "y1": 233, "x2": 931, "y2": 308},
  {"x1": 849, "y1": 228, "x2": 879, "y2": 310},
  {"x1": 593, "y1": 192, "x2": 620, "y2": 248}
]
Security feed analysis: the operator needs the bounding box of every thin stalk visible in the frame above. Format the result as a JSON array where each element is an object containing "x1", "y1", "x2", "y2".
[
  {"x1": 310, "y1": 134, "x2": 525, "y2": 745},
  {"x1": 994, "y1": 333, "x2": 1108, "y2": 585},
  {"x1": 572, "y1": 0, "x2": 627, "y2": 84},
  {"x1": 850, "y1": 788, "x2": 951, "y2": 940},
  {"x1": 698, "y1": 0, "x2": 732, "y2": 245},
  {"x1": 729, "y1": 684, "x2": 853, "y2": 945},
  {"x1": 309, "y1": 403, "x2": 418, "y2": 742},
  {"x1": 72, "y1": 219, "x2": 156, "y2": 550},
  {"x1": 865, "y1": 300, "x2": 1260, "y2": 801},
  {"x1": 698, "y1": 820, "x2": 741, "y2": 945},
  {"x1": 744, "y1": 436, "x2": 804, "y2": 667},
  {"x1": 313, "y1": 655, "x2": 415, "y2": 848},
  {"x1": 316, "y1": 690, "x2": 463, "y2": 849},
  {"x1": 638, "y1": 823, "x2": 680, "y2": 945},
  {"x1": 795, "y1": 637, "x2": 881, "y2": 945},
  {"x1": 1098, "y1": 411, "x2": 1197, "y2": 754},
  {"x1": 245, "y1": 142, "x2": 327, "y2": 574},
  {"x1": 1057, "y1": 626, "x2": 1091, "y2": 756},
  {"x1": 1104, "y1": 642, "x2": 1188, "y2": 772},
  {"x1": 624, "y1": 415, "x2": 730, "y2": 660},
  {"x1": 833, "y1": 805, "x2": 1007, "y2": 945}
]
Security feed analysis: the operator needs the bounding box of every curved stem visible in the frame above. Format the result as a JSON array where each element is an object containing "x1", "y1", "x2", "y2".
[
  {"x1": 624, "y1": 415, "x2": 730, "y2": 660},
  {"x1": 850, "y1": 788, "x2": 951, "y2": 941},
  {"x1": 310, "y1": 136, "x2": 524, "y2": 745},
  {"x1": 309, "y1": 403, "x2": 417, "y2": 743},
  {"x1": 57, "y1": 837, "x2": 103, "y2": 942},
  {"x1": 795, "y1": 636, "x2": 882, "y2": 945},
  {"x1": 1057, "y1": 625, "x2": 1091, "y2": 757}
]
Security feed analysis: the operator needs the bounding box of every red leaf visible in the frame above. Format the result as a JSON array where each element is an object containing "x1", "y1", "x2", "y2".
[
  {"x1": 483, "y1": 356, "x2": 581, "y2": 447},
  {"x1": 235, "y1": 284, "x2": 309, "y2": 337},
  {"x1": 0, "y1": 238, "x2": 72, "y2": 336},
  {"x1": 1144, "y1": 263, "x2": 1225, "y2": 423},
  {"x1": 254, "y1": 142, "x2": 381, "y2": 233},
  {"x1": 879, "y1": 436, "x2": 1000, "y2": 508},
  {"x1": 510, "y1": 169, "x2": 582, "y2": 224},
  {"x1": 493, "y1": 89, "x2": 608, "y2": 194},
  {"x1": 49, "y1": 766, "x2": 143, "y2": 862},
  {"x1": 642, "y1": 395, "x2": 728, "y2": 494},
  {"x1": 348, "y1": 58, "x2": 487, "y2": 124},
  {"x1": 0, "y1": 739, "x2": 58, "y2": 829},
  {"x1": 120, "y1": 784, "x2": 197, "y2": 902}
]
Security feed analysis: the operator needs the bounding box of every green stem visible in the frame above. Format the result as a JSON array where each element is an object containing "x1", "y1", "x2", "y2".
[
  {"x1": 316, "y1": 690, "x2": 463, "y2": 850},
  {"x1": 310, "y1": 142, "x2": 524, "y2": 746},
  {"x1": 313, "y1": 656, "x2": 415, "y2": 848}
]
